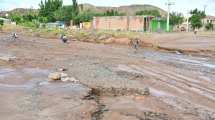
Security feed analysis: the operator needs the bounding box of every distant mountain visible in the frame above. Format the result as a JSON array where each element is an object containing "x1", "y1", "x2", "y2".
[
  {"x1": 0, "y1": 8, "x2": 38, "y2": 17},
  {"x1": 0, "y1": 4, "x2": 167, "y2": 17},
  {"x1": 8, "y1": 8, "x2": 38, "y2": 15},
  {"x1": 80, "y1": 4, "x2": 167, "y2": 17}
]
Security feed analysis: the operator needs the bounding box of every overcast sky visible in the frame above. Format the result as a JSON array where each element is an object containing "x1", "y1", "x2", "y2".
[{"x1": 0, "y1": 0, "x2": 214, "y2": 16}]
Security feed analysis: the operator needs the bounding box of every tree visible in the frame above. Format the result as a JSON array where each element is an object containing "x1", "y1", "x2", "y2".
[
  {"x1": 189, "y1": 8, "x2": 206, "y2": 30},
  {"x1": 0, "y1": 19, "x2": 3, "y2": 30},
  {"x1": 54, "y1": 5, "x2": 73, "y2": 25},
  {"x1": 170, "y1": 12, "x2": 184, "y2": 26},
  {"x1": 9, "y1": 13, "x2": 22, "y2": 24},
  {"x1": 73, "y1": 11, "x2": 94, "y2": 24},
  {"x1": 23, "y1": 14, "x2": 36, "y2": 22},
  {"x1": 103, "y1": 9, "x2": 125, "y2": 16},
  {"x1": 72, "y1": 0, "x2": 79, "y2": 17},
  {"x1": 136, "y1": 10, "x2": 161, "y2": 17},
  {"x1": 205, "y1": 22, "x2": 214, "y2": 31},
  {"x1": 38, "y1": 16, "x2": 48, "y2": 23},
  {"x1": 39, "y1": 0, "x2": 63, "y2": 22},
  {"x1": 0, "y1": 19, "x2": 3, "y2": 26}
]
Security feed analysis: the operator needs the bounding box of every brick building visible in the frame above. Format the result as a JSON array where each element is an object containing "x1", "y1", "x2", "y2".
[{"x1": 92, "y1": 16, "x2": 154, "y2": 32}]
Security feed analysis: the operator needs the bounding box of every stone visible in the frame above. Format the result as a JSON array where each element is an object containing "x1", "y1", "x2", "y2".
[
  {"x1": 48, "y1": 72, "x2": 61, "y2": 81},
  {"x1": 60, "y1": 73, "x2": 68, "y2": 78},
  {"x1": 48, "y1": 72, "x2": 79, "y2": 83},
  {"x1": 143, "y1": 87, "x2": 150, "y2": 96},
  {"x1": 0, "y1": 56, "x2": 16, "y2": 62},
  {"x1": 175, "y1": 51, "x2": 182, "y2": 55},
  {"x1": 98, "y1": 35, "x2": 108, "y2": 40},
  {"x1": 62, "y1": 77, "x2": 79, "y2": 83},
  {"x1": 59, "y1": 68, "x2": 67, "y2": 71}
]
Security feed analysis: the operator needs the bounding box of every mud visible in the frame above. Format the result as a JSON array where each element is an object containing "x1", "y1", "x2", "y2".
[{"x1": 0, "y1": 32, "x2": 215, "y2": 120}]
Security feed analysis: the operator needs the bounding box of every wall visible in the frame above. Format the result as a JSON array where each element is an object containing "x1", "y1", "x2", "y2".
[{"x1": 93, "y1": 16, "x2": 152, "y2": 31}]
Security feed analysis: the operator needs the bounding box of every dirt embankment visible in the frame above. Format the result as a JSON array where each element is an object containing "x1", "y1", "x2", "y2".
[{"x1": 2, "y1": 25, "x2": 215, "y2": 57}]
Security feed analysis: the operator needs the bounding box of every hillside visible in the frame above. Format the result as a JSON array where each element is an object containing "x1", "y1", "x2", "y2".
[
  {"x1": 1, "y1": 4, "x2": 167, "y2": 17},
  {"x1": 0, "y1": 8, "x2": 38, "y2": 17},
  {"x1": 80, "y1": 4, "x2": 167, "y2": 16}
]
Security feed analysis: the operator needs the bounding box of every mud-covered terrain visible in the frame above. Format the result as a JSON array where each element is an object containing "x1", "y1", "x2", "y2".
[{"x1": 0, "y1": 32, "x2": 215, "y2": 120}]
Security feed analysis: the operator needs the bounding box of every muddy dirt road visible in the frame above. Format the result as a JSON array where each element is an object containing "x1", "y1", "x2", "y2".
[{"x1": 0, "y1": 32, "x2": 215, "y2": 120}]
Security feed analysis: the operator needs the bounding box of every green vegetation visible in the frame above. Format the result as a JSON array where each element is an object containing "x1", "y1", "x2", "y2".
[
  {"x1": 8, "y1": 0, "x2": 200, "y2": 33},
  {"x1": 205, "y1": 22, "x2": 214, "y2": 31},
  {"x1": 101, "y1": 9, "x2": 125, "y2": 16},
  {"x1": 0, "y1": 19, "x2": 4, "y2": 26},
  {"x1": 9, "y1": 13, "x2": 22, "y2": 24},
  {"x1": 6, "y1": 0, "x2": 129, "y2": 28},
  {"x1": 189, "y1": 8, "x2": 206, "y2": 30},
  {"x1": 39, "y1": 0, "x2": 63, "y2": 22},
  {"x1": 53, "y1": 5, "x2": 73, "y2": 25},
  {"x1": 170, "y1": 12, "x2": 184, "y2": 26},
  {"x1": 135, "y1": 10, "x2": 161, "y2": 17},
  {"x1": 73, "y1": 11, "x2": 94, "y2": 24},
  {"x1": 0, "y1": 19, "x2": 3, "y2": 30}
]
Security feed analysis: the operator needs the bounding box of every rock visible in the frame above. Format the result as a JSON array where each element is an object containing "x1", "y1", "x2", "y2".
[
  {"x1": 175, "y1": 51, "x2": 182, "y2": 55},
  {"x1": 59, "y1": 68, "x2": 67, "y2": 71},
  {"x1": 0, "y1": 56, "x2": 16, "y2": 62},
  {"x1": 48, "y1": 72, "x2": 61, "y2": 81},
  {"x1": 98, "y1": 35, "x2": 108, "y2": 40},
  {"x1": 61, "y1": 77, "x2": 79, "y2": 83},
  {"x1": 48, "y1": 72, "x2": 79, "y2": 83},
  {"x1": 60, "y1": 73, "x2": 68, "y2": 78},
  {"x1": 143, "y1": 87, "x2": 150, "y2": 96}
]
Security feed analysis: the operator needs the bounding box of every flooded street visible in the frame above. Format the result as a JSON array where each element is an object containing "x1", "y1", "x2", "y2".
[{"x1": 0, "y1": 33, "x2": 214, "y2": 120}]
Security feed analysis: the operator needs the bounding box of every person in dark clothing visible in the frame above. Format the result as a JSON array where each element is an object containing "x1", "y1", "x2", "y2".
[
  {"x1": 60, "y1": 34, "x2": 68, "y2": 43},
  {"x1": 11, "y1": 32, "x2": 18, "y2": 40},
  {"x1": 131, "y1": 38, "x2": 140, "y2": 51}
]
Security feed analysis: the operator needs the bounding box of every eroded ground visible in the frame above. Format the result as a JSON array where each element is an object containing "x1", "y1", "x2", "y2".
[{"x1": 0, "y1": 32, "x2": 215, "y2": 120}]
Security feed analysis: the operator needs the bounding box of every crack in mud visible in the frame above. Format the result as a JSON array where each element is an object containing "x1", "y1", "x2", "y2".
[
  {"x1": 84, "y1": 87, "x2": 150, "y2": 120},
  {"x1": 120, "y1": 111, "x2": 170, "y2": 120}
]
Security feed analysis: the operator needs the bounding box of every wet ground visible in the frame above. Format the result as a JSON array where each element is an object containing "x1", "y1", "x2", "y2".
[
  {"x1": 0, "y1": 32, "x2": 215, "y2": 120},
  {"x1": 147, "y1": 33, "x2": 215, "y2": 53}
]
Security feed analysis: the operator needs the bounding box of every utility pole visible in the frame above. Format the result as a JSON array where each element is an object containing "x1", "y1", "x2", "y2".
[
  {"x1": 186, "y1": 10, "x2": 190, "y2": 32},
  {"x1": 203, "y1": 5, "x2": 207, "y2": 13},
  {"x1": 166, "y1": 0, "x2": 174, "y2": 32}
]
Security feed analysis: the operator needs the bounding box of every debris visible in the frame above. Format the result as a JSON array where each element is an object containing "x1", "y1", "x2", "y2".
[
  {"x1": 98, "y1": 35, "x2": 108, "y2": 40},
  {"x1": 61, "y1": 77, "x2": 79, "y2": 83},
  {"x1": 48, "y1": 72, "x2": 79, "y2": 83},
  {"x1": 59, "y1": 68, "x2": 67, "y2": 71},
  {"x1": 0, "y1": 54, "x2": 16, "y2": 62},
  {"x1": 142, "y1": 87, "x2": 150, "y2": 96},
  {"x1": 60, "y1": 72, "x2": 68, "y2": 78},
  {"x1": 48, "y1": 72, "x2": 61, "y2": 81},
  {"x1": 175, "y1": 51, "x2": 182, "y2": 55}
]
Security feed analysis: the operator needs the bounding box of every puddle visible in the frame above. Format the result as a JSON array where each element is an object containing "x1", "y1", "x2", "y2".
[
  {"x1": 150, "y1": 88, "x2": 173, "y2": 97},
  {"x1": 22, "y1": 68, "x2": 50, "y2": 77},
  {"x1": 202, "y1": 63, "x2": 215, "y2": 69},
  {"x1": 0, "y1": 67, "x2": 90, "y2": 96},
  {"x1": 131, "y1": 49, "x2": 215, "y2": 71},
  {"x1": 0, "y1": 67, "x2": 50, "y2": 89},
  {"x1": 179, "y1": 58, "x2": 202, "y2": 64},
  {"x1": 0, "y1": 68, "x2": 16, "y2": 79},
  {"x1": 179, "y1": 58, "x2": 215, "y2": 69}
]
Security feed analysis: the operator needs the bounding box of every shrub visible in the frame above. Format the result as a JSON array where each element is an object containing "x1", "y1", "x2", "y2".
[
  {"x1": 0, "y1": 19, "x2": 4, "y2": 26},
  {"x1": 205, "y1": 22, "x2": 214, "y2": 31}
]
